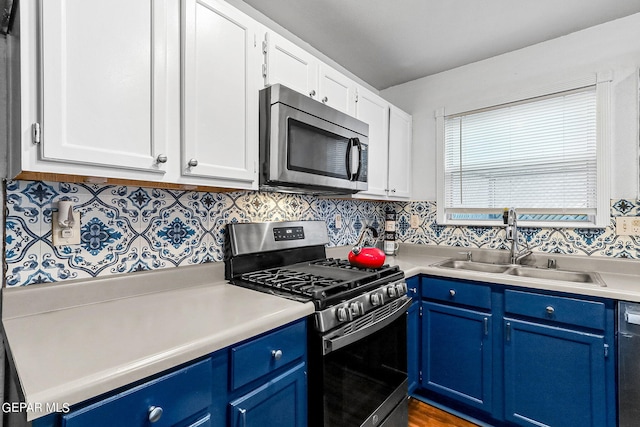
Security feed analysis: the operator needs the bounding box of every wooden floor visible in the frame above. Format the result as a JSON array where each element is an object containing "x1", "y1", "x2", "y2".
[{"x1": 408, "y1": 398, "x2": 479, "y2": 427}]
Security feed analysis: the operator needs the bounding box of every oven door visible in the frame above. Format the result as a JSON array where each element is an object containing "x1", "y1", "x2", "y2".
[
  {"x1": 312, "y1": 297, "x2": 411, "y2": 427},
  {"x1": 265, "y1": 102, "x2": 368, "y2": 192}
]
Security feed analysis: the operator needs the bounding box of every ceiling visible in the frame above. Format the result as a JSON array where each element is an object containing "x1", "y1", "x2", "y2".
[{"x1": 242, "y1": 0, "x2": 640, "y2": 90}]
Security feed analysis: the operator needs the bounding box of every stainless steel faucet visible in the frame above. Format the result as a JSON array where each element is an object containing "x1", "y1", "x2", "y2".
[{"x1": 503, "y1": 208, "x2": 531, "y2": 265}]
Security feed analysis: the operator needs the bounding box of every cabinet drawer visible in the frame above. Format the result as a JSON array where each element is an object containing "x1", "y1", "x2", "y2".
[
  {"x1": 423, "y1": 277, "x2": 491, "y2": 310},
  {"x1": 231, "y1": 320, "x2": 306, "y2": 390},
  {"x1": 504, "y1": 289, "x2": 605, "y2": 330},
  {"x1": 62, "y1": 359, "x2": 212, "y2": 427}
]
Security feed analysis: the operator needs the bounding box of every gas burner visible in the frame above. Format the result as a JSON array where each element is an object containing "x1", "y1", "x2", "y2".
[{"x1": 310, "y1": 257, "x2": 389, "y2": 272}]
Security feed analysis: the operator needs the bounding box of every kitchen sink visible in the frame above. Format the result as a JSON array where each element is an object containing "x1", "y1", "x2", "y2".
[
  {"x1": 504, "y1": 266, "x2": 605, "y2": 286},
  {"x1": 433, "y1": 259, "x2": 512, "y2": 274},
  {"x1": 432, "y1": 258, "x2": 606, "y2": 286}
]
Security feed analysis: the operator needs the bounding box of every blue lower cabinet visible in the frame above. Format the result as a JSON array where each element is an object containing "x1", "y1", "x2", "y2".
[
  {"x1": 411, "y1": 275, "x2": 616, "y2": 427},
  {"x1": 61, "y1": 358, "x2": 213, "y2": 427},
  {"x1": 32, "y1": 320, "x2": 307, "y2": 427},
  {"x1": 229, "y1": 362, "x2": 307, "y2": 427},
  {"x1": 504, "y1": 318, "x2": 607, "y2": 427},
  {"x1": 421, "y1": 301, "x2": 492, "y2": 414}
]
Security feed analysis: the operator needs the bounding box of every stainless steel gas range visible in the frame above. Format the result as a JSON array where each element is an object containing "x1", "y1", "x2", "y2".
[{"x1": 224, "y1": 220, "x2": 410, "y2": 427}]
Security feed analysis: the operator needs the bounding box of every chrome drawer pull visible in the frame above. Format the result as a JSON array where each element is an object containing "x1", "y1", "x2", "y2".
[
  {"x1": 546, "y1": 306, "x2": 555, "y2": 315},
  {"x1": 271, "y1": 349, "x2": 283, "y2": 360},
  {"x1": 148, "y1": 406, "x2": 163, "y2": 423},
  {"x1": 449, "y1": 289, "x2": 456, "y2": 297}
]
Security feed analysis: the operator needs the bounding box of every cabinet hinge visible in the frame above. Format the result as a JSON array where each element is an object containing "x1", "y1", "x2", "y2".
[
  {"x1": 355, "y1": 90, "x2": 359, "y2": 103},
  {"x1": 262, "y1": 40, "x2": 268, "y2": 55},
  {"x1": 419, "y1": 306, "x2": 423, "y2": 317},
  {"x1": 604, "y1": 343, "x2": 609, "y2": 358},
  {"x1": 262, "y1": 63, "x2": 267, "y2": 78},
  {"x1": 31, "y1": 122, "x2": 41, "y2": 144},
  {"x1": 419, "y1": 370, "x2": 423, "y2": 382}
]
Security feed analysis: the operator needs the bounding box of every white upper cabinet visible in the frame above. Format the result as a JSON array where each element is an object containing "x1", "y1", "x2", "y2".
[
  {"x1": 318, "y1": 64, "x2": 356, "y2": 115},
  {"x1": 354, "y1": 87, "x2": 390, "y2": 198},
  {"x1": 181, "y1": 0, "x2": 261, "y2": 189},
  {"x1": 39, "y1": 0, "x2": 170, "y2": 174},
  {"x1": 263, "y1": 31, "x2": 318, "y2": 98},
  {"x1": 354, "y1": 88, "x2": 413, "y2": 201},
  {"x1": 263, "y1": 32, "x2": 356, "y2": 115},
  {"x1": 387, "y1": 106, "x2": 413, "y2": 199}
]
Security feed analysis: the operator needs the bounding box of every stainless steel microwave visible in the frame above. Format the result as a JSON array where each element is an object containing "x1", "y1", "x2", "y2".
[{"x1": 259, "y1": 84, "x2": 369, "y2": 195}]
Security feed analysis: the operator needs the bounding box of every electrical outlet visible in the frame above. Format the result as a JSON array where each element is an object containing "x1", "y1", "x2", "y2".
[
  {"x1": 616, "y1": 217, "x2": 640, "y2": 236},
  {"x1": 335, "y1": 214, "x2": 342, "y2": 229},
  {"x1": 410, "y1": 214, "x2": 420, "y2": 229},
  {"x1": 52, "y1": 211, "x2": 81, "y2": 245}
]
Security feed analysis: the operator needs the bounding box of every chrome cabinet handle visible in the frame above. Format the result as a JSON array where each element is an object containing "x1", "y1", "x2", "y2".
[
  {"x1": 238, "y1": 407, "x2": 247, "y2": 427},
  {"x1": 322, "y1": 96, "x2": 328, "y2": 103},
  {"x1": 188, "y1": 159, "x2": 198, "y2": 167},
  {"x1": 449, "y1": 289, "x2": 456, "y2": 297},
  {"x1": 309, "y1": 90, "x2": 316, "y2": 97},
  {"x1": 271, "y1": 349, "x2": 283, "y2": 360},
  {"x1": 156, "y1": 154, "x2": 167, "y2": 164},
  {"x1": 390, "y1": 189, "x2": 396, "y2": 193},
  {"x1": 410, "y1": 287, "x2": 417, "y2": 293},
  {"x1": 148, "y1": 406, "x2": 163, "y2": 423},
  {"x1": 546, "y1": 306, "x2": 555, "y2": 315}
]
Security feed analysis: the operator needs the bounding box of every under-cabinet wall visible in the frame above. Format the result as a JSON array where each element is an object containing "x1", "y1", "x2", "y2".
[
  {"x1": 5, "y1": 179, "x2": 640, "y2": 287},
  {"x1": 4, "y1": 180, "x2": 391, "y2": 286},
  {"x1": 393, "y1": 200, "x2": 640, "y2": 259}
]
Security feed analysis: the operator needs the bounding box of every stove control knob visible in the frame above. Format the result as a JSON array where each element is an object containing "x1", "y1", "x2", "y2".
[
  {"x1": 395, "y1": 282, "x2": 407, "y2": 296},
  {"x1": 336, "y1": 306, "x2": 349, "y2": 322},
  {"x1": 386, "y1": 285, "x2": 397, "y2": 298},
  {"x1": 350, "y1": 301, "x2": 365, "y2": 317},
  {"x1": 370, "y1": 292, "x2": 383, "y2": 307}
]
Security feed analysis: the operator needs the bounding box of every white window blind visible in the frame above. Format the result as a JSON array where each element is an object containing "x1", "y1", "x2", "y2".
[{"x1": 443, "y1": 87, "x2": 597, "y2": 220}]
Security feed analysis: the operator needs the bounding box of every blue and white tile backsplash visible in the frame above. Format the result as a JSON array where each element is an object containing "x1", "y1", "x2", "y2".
[
  {"x1": 394, "y1": 201, "x2": 640, "y2": 259},
  {"x1": 4, "y1": 179, "x2": 640, "y2": 287},
  {"x1": 4, "y1": 180, "x2": 389, "y2": 286}
]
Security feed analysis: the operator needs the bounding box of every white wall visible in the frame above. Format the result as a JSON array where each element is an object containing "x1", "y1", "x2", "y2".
[{"x1": 382, "y1": 12, "x2": 640, "y2": 201}]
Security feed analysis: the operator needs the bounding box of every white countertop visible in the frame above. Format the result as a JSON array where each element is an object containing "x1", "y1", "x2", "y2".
[
  {"x1": 4, "y1": 244, "x2": 640, "y2": 420},
  {"x1": 328, "y1": 244, "x2": 640, "y2": 301},
  {"x1": 2, "y1": 262, "x2": 314, "y2": 421}
]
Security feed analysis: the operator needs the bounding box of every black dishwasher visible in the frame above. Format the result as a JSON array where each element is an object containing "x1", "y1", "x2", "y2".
[{"x1": 618, "y1": 301, "x2": 640, "y2": 427}]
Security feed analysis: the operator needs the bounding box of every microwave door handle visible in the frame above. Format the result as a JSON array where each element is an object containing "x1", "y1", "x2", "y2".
[
  {"x1": 346, "y1": 138, "x2": 353, "y2": 180},
  {"x1": 346, "y1": 138, "x2": 361, "y2": 181},
  {"x1": 352, "y1": 138, "x2": 362, "y2": 181}
]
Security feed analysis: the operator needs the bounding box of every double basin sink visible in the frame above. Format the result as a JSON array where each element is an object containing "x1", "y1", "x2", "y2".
[{"x1": 432, "y1": 259, "x2": 606, "y2": 287}]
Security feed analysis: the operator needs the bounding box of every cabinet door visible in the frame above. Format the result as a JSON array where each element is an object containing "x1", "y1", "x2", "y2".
[
  {"x1": 61, "y1": 359, "x2": 212, "y2": 427},
  {"x1": 387, "y1": 106, "x2": 412, "y2": 199},
  {"x1": 421, "y1": 301, "x2": 492, "y2": 413},
  {"x1": 264, "y1": 32, "x2": 318, "y2": 98},
  {"x1": 504, "y1": 318, "x2": 608, "y2": 427},
  {"x1": 318, "y1": 64, "x2": 355, "y2": 115},
  {"x1": 354, "y1": 87, "x2": 390, "y2": 198},
  {"x1": 40, "y1": 0, "x2": 169, "y2": 173},
  {"x1": 182, "y1": 0, "x2": 260, "y2": 188},
  {"x1": 229, "y1": 363, "x2": 307, "y2": 427},
  {"x1": 407, "y1": 301, "x2": 420, "y2": 394}
]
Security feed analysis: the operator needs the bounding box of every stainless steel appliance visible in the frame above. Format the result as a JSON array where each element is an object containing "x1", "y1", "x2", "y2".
[
  {"x1": 259, "y1": 84, "x2": 369, "y2": 195},
  {"x1": 618, "y1": 301, "x2": 640, "y2": 427},
  {"x1": 225, "y1": 220, "x2": 409, "y2": 427}
]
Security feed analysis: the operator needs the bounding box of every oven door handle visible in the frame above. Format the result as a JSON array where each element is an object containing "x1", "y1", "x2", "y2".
[{"x1": 322, "y1": 297, "x2": 412, "y2": 355}]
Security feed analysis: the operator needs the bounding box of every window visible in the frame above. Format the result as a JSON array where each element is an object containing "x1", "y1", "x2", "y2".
[{"x1": 436, "y1": 75, "x2": 611, "y2": 228}]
